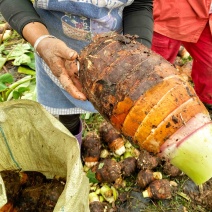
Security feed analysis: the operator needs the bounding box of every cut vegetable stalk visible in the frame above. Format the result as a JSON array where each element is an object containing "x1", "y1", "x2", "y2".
[
  {"x1": 0, "y1": 30, "x2": 12, "y2": 41},
  {"x1": 100, "y1": 149, "x2": 110, "y2": 159},
  {"x1": 100, "y1": 185, "x2": 118, "y2": 203},
  {"x1": 114, "y1": 177, "x2": 126, "y2": 189},
  {"x1": 89, "y1": 192, "x2": 100, "y2": 203},
  {"x1": 123, "y1": 151, "x2": 133, "y2": 159},
  {"x1": 160, "y1": 121, "x2": 212, "y2": 185}
]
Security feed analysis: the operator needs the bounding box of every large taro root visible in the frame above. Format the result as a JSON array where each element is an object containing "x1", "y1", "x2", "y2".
[{"x1": 79, "y1": 33, "x2": 212, "y2": 185}]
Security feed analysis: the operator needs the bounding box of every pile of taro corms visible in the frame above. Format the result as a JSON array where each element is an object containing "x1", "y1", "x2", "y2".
[
  {"x1": 1, "y1": 123, "x2": 212, "y2": 212},
  {"x1": 82, "y1": 121, "x2": 212, "y2": 212}
]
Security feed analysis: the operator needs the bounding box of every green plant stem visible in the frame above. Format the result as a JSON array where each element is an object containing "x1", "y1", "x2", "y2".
[{"x1": 5, "y1": 76, "x2": 35, "y2": 100}]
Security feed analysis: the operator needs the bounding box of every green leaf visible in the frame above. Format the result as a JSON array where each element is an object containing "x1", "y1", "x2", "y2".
[
  {"x1": 25, "y1": 52, "x2": 35, "y2": 70},
  {"x1": 13, "y1": 54, "x2": 31, "y2": 66},
  {"x1": 12, "y1": 51, "x2": 35, "y2": 70},
  {"x1": 0, "y1": 73, "x2": 14, "y2": 84},
  {"x1": 27, "y1": 62, "x2": 35, "y2": 71},
  {"x1": 2, "y1": 49, "x2": 10, "y2": 56},
  {"x1": 0, "y1": 83, "x2": 8, "y2": 92},
  {"x1": 12, "y1": 87, "x2": 30, "y2": 100},
  {"x1": 5, "y1": 76, "x2": 35, "y2": 100},
  {"x1": 21, "y1": 80, "x2": 36, "y2": 101},
  {"x1": 0, "y1": 57, "x2": 7, "y2": 70},
  {"x1": 12, "y1": 90, "x2": 20, "y2": 99},
  {"x1": 8, "y1": 43, "x2": 31, "y2": 59},
  {"x1": 17, "y1": 86, "x2": 30, "y2": 94},
  {"x1": 0, "y1": 44, "x2": 5, "y2": 54},
  {"x1": 86, "y1": 169, "x2": 99, "y2": 183}
]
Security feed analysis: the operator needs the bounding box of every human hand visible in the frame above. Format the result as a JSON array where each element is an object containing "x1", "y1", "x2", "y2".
[{"x1": 36, "y1": 37, "x2": 87, "y2": 101}]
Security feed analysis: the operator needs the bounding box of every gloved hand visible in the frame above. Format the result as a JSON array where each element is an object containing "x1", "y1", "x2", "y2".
[{"x1": 36, "y1": 37, "x2": 87, "y2": 101}]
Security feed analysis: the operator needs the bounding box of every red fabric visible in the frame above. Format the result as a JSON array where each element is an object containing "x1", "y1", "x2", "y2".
[
  {"x1": 151, "y1": 32, "x2": 181, "y2": 63},
  {"x1": 151, "y1": 23, "x2": 212, "y2": 104},
  {"x1": 153, "y1": 0, "x2": 211, "y2": 43}
]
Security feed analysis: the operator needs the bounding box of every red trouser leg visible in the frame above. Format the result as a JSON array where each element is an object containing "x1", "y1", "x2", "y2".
[
  {"x1": 182, "y1": 22, "x2": 212, "y2": 104},
  {"x1": 152, "y1": 25, "x2": 212, "y2": 104},
  {"x1": 151, "y1": 31, "x2": 181, "y2": 63}
]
